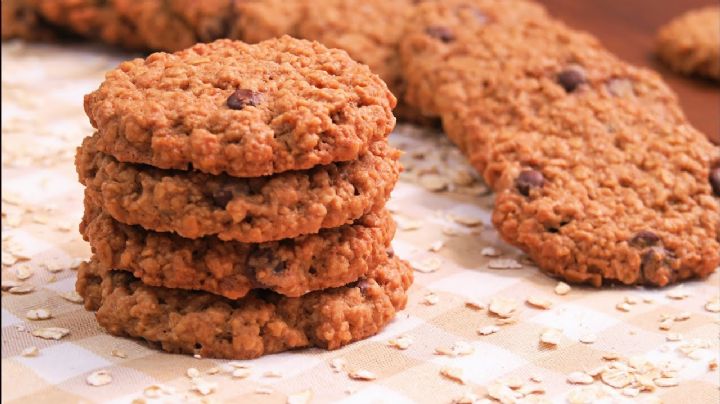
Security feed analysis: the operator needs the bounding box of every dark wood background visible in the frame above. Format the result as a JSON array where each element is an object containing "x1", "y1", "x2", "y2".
[{"x1": 538, "y1": 0, "x2": 719, "y2": 145}]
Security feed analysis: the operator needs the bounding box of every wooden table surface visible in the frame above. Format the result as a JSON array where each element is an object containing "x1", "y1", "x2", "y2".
[{"x1": 539, "y1": 0, "x2": 720, "y2": 145}]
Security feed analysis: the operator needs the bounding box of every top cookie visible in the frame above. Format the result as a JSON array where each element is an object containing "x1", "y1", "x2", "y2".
[
  {"x1": 656, "y1": 6, "x2": 720, "y2": 81},
  {"x1": 84, "y1": 36, "x2": 396, "y2": 177}
]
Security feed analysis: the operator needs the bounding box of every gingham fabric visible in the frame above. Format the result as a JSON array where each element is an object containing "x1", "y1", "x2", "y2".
[{"x1": 2, "y1": 42, "x2": 718, "y2": 404}]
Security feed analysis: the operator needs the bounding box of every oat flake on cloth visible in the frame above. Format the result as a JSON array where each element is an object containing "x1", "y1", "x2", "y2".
[{"x1": 2, "y1": 42, "x2": 719, "y2": 404}]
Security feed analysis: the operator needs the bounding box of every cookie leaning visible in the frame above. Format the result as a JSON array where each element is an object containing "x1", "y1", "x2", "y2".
[
  {"x1": 81, "y1": 200, "x2": 396, "y2": 299},
  {"x1": 76, "y1": 254, "x2": 412, "y2": 359},
  {"x1": 657, "y1": 6, "x2": 720, "y2": 81},
  {"x1": 83, "y1": 36, "x2": 396, "y2": 177},
  {"x1": 400, "y1": 0, "x2": 720, "y2": 286},
  {"x1": 77, "y1": 134, "x2": 401, "y2": 242}
]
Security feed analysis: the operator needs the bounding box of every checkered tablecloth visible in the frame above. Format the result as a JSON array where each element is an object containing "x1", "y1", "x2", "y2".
[{"x1": 2, "y1": 41, "x2": 718, "y2": 404}]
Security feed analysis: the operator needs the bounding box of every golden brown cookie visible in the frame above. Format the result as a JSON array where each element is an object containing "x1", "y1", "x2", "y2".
[
  {"x1": 657, "y1": 6, "x2": 720, "y2": 81},
  {"x1": 76, "y1": 253, "x2": 412, "y2": 359}
]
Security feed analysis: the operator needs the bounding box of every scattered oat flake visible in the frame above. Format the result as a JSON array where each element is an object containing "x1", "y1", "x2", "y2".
[
  {"x1": 191, "y1": 378, "x2": 217, "y2": 396},
  {"x1": 654, "y1": 377, "x2": 679, "y2": 387},
  {"x1": 186, "y1": 367, "x2": 200, "y2": 379},
  {"x1": 206, "y1": 367, "x2": 219, "y2": 375},
  {"x1": 143, "y1": 385, "x2": 163, "y2": 398},
  {"x1": 441, "y1": 226, "x2": 461, "y2": 236},
  {"x1": 666, "y1": 287, "x2": 688, "y2": 300},
  {"x1": 26, "y1": 308, "x2": 51, "y2": 320},
  {"x1": 419, "y1": 174, "x2": 447, "y2": 192},
  {"x1": 530, "y1": 375, "x2": 543, "y2": 383},
  {"x1": 1, "y1": 279, "x2": 22, "y2": 290},
  {"x1": 480, "y1": 247, "x2": 500, "y2": 257},
  {"x1": 465, "y1": 298, "x2": 485, "y2": 310},
  {"x1": 478, "y1": 325, "x2": 500, "y2": 336},
  {"x1": 452, "y1": 391, "x2": 480, "y2": 404},
  {"x1": 14, "y1": 265, "x2": 33, "y2": 280},
  {"x1": 348, "y1": 369, "x2": 376, "y2": 381},
  {"x1": 579, "y1": 334, "x2": 597, "y2": 344},
  {"x1": 440, "y1": 366, "x2": 466, "y2": 384},
  {"x1": 602, "y1": 352, "x2": 621, "y2": 361},
  {"x1": 264, "y1": 370, "x2": 282, "y2": 378},
  {"x1": 396, "y1": 217, "x2": 422, "y2": 231},
  {"x1": 193, "y1": 354, "x2": 201, "y2": 359},
  {"x1": 86, "y1": 370, "x2": 112, "y2": 387},
  {"x1": 452, "y1": 214, "x2": 483, "y2": 227},
  {"x1": 554, "y1": 282, "x2": 571, "y2": 295},
  {"x1": 616, "y1": 302, "x2": 632, "y2": 312},
  {"x1": 488, "y1": 258, "x2": 523, "y2": 270},
  {"x1": 526, "y1": 296, "x2": 553, "y2": 309},
  {"x1": 60, "y1": 290, "x2": 83, "y2": 304},
  {"x1": 232, "y1": 368, "x2": 251, "y2": 379},
  {"x1": 495, "y1": 316, "x2": 518, "y2": 326},
  {"x1": 489, "y1": 297, "x2": 517, "y2": 318},
  {"x1": 287, "y1": 389, "x2": 313, "y2": 404},
  {"x1": 600, "y1": 368, "x2": 632, "y2": 388},
  {"x1": 540, "y1": 329, "x2": 562, "y2": 346},
  {"x1": 423, "y1": 293, "x2": 440, "y2": 305},
  {"x1": 31, "y1": 327, "x2": 69, "y2": 340},
  {"x1": 674, "y1": 312, "x2": 691, "y2": 321},
  {"x1": 486, "y1": 383, "x2": 517, "y2": 403},
  {"x1": 704, "y1": 298, "x2": 720, "y2": 313},
  {"x1": 567, "y1": 371, "x2": 594, "y2": 385},
  {"x1": 412, "y1": 257, "x2": 442, "y2": 273},
  {"x1": 435, "y1": 341, "x2": 474, "y2": 357},
  {"x1": 659, "y1": 318, "x2": 674, "y2": 331},
  {"x1": 427, "y1": 240, "x2": 445, "y2": 252},
  {"x1": 387, "y1": 335, "x2": 413, "y2": 350},
  {"x1": 2, "y1": 251, "x2": 18, "y2": 266},
  {"x1": 255, "y1": 387, "x2": 274, "y2": 395},
  {"x1": 44, "y1": 261, "x2": 65, "y2": 273},
  {"x1": 111, "y1": 349, "x2": 127, "y2": 358},
  {"x1": 21, "y1": 346, "x2": 39, "y2": 357},
  {"x1": 8, "y1": 284, "x2": 34, "y2": 294}
]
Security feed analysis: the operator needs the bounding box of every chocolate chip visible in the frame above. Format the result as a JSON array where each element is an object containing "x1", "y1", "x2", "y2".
[
  {"x1": 425, "y1": 25, "x2": 455, "y2": 43},
  {"x1": 710, "y1": 167, "x2": 720, "y2": 196},
  {"x1": 516, "y1": 170, "x2": 545, "y2": 196},
  {"x1": 640, "y1": 247, "x2": 673, "y2": 287},
  {"x1": 273, "y1": 261, "x2": 286, "y2": 274},
  {"x1": 557, "y1": 66, "x2": 586, "y2": 93},
  {"x1": 357, "y1": 279, "x2": 371, "y2": 295},
  {"x1": 386, "y1": 247, "x2": 395, "y2": 258},
  {"x1": 227, "y1": 89, "x2": 262, "y2": 110},
  {"x1": 629, "y1": 230, "x2": 660, "y2": 248},
  {"x1": 211, "y1": 189, "x2": 233, "y2": 208}
]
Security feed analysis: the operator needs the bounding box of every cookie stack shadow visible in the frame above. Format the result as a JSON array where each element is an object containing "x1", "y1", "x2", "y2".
[{"x1": 73, "y1": 37, "x2": 412, "y2": 359}]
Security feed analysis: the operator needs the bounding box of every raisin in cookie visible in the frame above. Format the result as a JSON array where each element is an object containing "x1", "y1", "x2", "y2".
[
  {"x1": 81, "y1": 200, "x2": 396, "y2": 299},
  {"x1": 657, "y1": 6, "x2": 720, "y2": 81},
  {"x1": 84, "y1": 36, "x2": 396, "y2": 177},
  {"x1": 76, "y1": 254, "x2": 412, "y2": 359},
  {"x1": 77, "y1": 134, "x2": 401, "y2": 242}
]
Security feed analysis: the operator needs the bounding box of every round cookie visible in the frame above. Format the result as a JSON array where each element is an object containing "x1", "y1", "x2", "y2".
[
  {"x1": 656, "y1": 6, "x2": 720, "y2": 81},
  {"x1": 76, "y1": 134, "x2": 401, "y2": 242},
  {"x1": 81, "y1": 200, "x2": 396, "y2": 299},
  {"x1": 76, "y1": 254, "x2": 412, "y2": 359},
  {"x1": 84, "y1": 36, "x2": 396, "y2": 177}
]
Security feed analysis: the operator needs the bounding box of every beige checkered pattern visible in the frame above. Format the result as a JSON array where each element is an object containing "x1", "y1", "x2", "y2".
[{"x1": 2, "y1": 42, "x2": 718, "y2": 404}]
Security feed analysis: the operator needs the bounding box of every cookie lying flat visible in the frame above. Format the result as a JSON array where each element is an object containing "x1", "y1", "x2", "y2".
[
  {"x1": 77, "y1": 134, "x2": 400, "y2": 242},
  {"x1": 84, "y1": 37, "x2": 396, "y2": 178},
  {"x1": 657, "y1": 6, "x2": 720, "y2": 81},
  {"x1": 400, "y1": 0, "x2": 720, "y2": 286},
  {"x1": 296, "y1": 0, "x2": 427, "y2": 122},
  {"x1": 77, "y1": 254, "x2": 412, "y2": 359},
  {"x1": 81, "y1": 200, "x2": 395, "y2": 299}
]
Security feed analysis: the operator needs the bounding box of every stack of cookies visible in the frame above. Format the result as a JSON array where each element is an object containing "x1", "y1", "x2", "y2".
[{"x1": 74, "y1": 36, "x2": 412, "y2": 359}]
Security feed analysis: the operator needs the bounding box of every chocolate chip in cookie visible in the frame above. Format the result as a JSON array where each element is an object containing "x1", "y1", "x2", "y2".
[
  {"x1": 557, "y1": 65, "x2": 586, "y2": 93},
  {"x1": 212, "y1": 188, "x2": 234, "y2": 208},
  {"x1": 710, "y1": 166, "x2": 720, "y2": 196},
  {"x1": 630, "y1": 230, "x2": 660, "y2": 248},
  {"x1": 425, "y1": 25, "x2": 455, "y2": 43},
  {"x1": 516, "y1": 170, "x2": 544, "y2": 196},
  {"x1": 227, "y1": 89, "x2": 263, "y2": 110}
]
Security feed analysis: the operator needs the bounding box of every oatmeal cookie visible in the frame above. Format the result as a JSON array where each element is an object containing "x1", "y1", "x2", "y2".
[
  {"x1": 77, "y1": 134, "x2": 401, "y2": 242},
  {"x1": 229, "y1": 0, "x2": 308, "y2": 44},
  {"x1": 81, "y1": 200, "x2": 396, "y2": 299},
  {"x1": 657, "y1": 6, "x2": 720, "y2": 81},
  {"x1": 84, "y1": 37, "x2": 396, "y2": 177},
  {"x1": 76, "y1": 254, "x2": 412, "y2": 359},
  {"x1": 400, "y1": 0, "x2": 720, "y2": 286}
]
